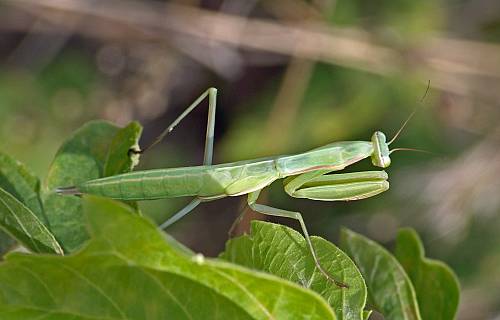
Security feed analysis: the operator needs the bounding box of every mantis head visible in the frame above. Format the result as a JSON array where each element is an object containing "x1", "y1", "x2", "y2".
[
  {"x1": 370, "y1": 96, "x2": 431, "y2": 168},
  {"x1": 371, "y1": 81, "x2": 432, "y2": 167},
  {"x1": 371, "y1": 131, "x2": 391, "y2": 168}
]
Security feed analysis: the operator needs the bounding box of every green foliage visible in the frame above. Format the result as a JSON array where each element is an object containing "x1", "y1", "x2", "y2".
[
  {"x1": 395, "y1": 228, "x2": 460, "y2": 320},
  {"x1": 0, "y1": 152, "x2": 46, "y2": 224},
  {"x1": 0, "y1": 187, "x2": 62, "y2": 254},
  {"x1": 341, "y1": 228, "x2": 461, "y2": 320},
  {"x1": 340, "y1": 228, "x2": 421, "y2": 319},
  {"x1": 0, "y1": 196, "x2": 335, "y2": 320},
  {"x1": 103, "y1": 122, "x2": 142, "y2": 177},
  {"x1": 0, "y1": 121, "x2": 141, "y2": 255},
  {"x1": 43, "y1": 120, "x2": 142, "y2": 253},
  {"x1": 0, "y1": 121, "x2": 460, "y2": 319},
  {"x1": 221, "y1": 221, "x2": 367, "y2": 320},
  {"x1": 0, "y1": 152, "x2": 49, "y2": 253}
]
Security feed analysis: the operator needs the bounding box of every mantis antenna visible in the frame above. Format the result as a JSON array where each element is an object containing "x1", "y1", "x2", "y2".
[
  {"x1": 389, "y1": 148, "x2": 434, "y2": 155},
  {"x1": 388, "y1": 80, "x2": 431, "y2": 146}
]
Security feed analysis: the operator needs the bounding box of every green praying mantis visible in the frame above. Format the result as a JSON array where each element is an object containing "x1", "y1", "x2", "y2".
[{"x1": 57, "y1": 87, "x2": 423, "y2": 288}]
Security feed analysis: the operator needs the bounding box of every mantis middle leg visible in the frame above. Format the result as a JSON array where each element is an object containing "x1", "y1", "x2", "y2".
[{"x1": 247, "y1": 189, "x2": 349, "y2": 288}]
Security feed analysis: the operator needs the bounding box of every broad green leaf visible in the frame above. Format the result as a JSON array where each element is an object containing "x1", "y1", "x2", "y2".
[
  {"x1": 0, "y1": 187, "x2": 62, "y2": 254},
  {"x1": 0, "y1": 152, "x2": 46, "y2": 225},
  {"x1": 220, "y1": 221, "x2": 366, "y2": 320},
  {"x1": 43, "y1": 120, "x2": 142, "y2": 253},
  {"x1": 340, "y1": 229, "x2": 421, "y2": 320},
  {"x1": 394, "y1": 228, "x2": 460, "y2": 320},
  {"x1": 0, "y1": 196, "x2": 336, "y2": 320},
  {"x1": 103, "y1": 121, "x2": 142, "y2": 177}
]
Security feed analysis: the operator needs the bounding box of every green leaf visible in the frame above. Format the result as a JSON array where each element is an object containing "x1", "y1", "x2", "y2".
[
  {"x1": 43, "y1": 120, "x2": 142, "y2": 253},
  {"x1": 0, "y1": 152, "x2": 48, "y2": 253},
  {"x1": 103, "y1": 121, "x2": 142, "y2": 177},
  {"x1": 220, "y1": 221, "x2": 366, "y2": 320},
  {"x1": 0, "y1": 152, "x2": 46, "y2": 225},
  {"x1": 394, "y1": 228, "x2": 460, "y2": 320},
  {"x1": 0, "y1": 187, "x2": 62, "y2": 254},
  {"x1": 340, "y1": 228, "x2": 421, "y2": 320},
  {"x1": 0, "y1": 196, "x2": 336, "y2": 319}
]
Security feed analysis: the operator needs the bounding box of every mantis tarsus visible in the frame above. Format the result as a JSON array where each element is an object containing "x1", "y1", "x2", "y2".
[{"x1": 58, "y1": 87, "x2": 416, "y2": 288}]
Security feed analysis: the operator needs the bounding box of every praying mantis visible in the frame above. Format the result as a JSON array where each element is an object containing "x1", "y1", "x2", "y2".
[{"x1": 57, "y1": 87, "x2": 420, "y2": 288}]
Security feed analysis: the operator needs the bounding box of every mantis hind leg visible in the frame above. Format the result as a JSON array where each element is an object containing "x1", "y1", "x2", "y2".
[
  {"x1": 247, "y1": 190, "x2": 349, "y2": 288},
  {"x1": 134, "y1": 87, "x2": 218, "y2": 163},
  {"x1": 157, "y1": 88, "x2": 218, "y2": 229}
]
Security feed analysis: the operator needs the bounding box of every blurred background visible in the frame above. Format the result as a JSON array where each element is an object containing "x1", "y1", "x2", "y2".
[{"x1": 0, "y1": 0, "x2": 499, "y2": 318}]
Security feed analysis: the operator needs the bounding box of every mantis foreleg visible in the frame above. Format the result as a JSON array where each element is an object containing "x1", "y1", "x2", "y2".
[
  {"x1": 285, "y1": 170, "x2": 389, "y2": 201},
  {"x1": 247, "y1": 189, "x2": 349, "y2": 288}
]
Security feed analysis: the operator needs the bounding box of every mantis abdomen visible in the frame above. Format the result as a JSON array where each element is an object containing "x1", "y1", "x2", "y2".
[{"x1": 78, "y1": 159, "x2": 279, "y2": 200}]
